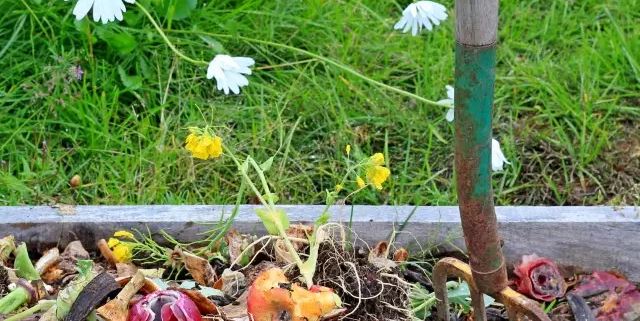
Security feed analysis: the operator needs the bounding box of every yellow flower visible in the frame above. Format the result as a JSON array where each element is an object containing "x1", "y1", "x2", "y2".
[
  {"x1": 366, "y1": 165, "x2": 391, "y2": 190},
  {"x1": 113, "y1": 230, "x2": 135, "y2": 240},
  {"x1": 335, "y1": 184, "x2": 343, "y2": 192},
  {"x1": 111, "y1": 244, "x2": 132, "y2": 263},
  {"x1": 185, "y1": 131, "x2": 223, "y2": 160},
  {"x1": 107, "y1": 237, "x2": 133, "y2": 263},
  {"x1": 345, "y1": 145, "x2": 351, "y2": 156},
  {"x1": 370, "y1": 153, "x2": 385, "y2": 166},
  {"x1": 107, "y1": 238, "x2": 120, "y2": 248},
  {"x1": 356, "y1": 176, "x2": 366, "y2": 189}
]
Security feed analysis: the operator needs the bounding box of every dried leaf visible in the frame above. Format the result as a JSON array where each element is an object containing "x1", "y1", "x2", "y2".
[
  {"x1": 0, "y1": 235, "x2": 16, "y2": 265},
  {"x1": 368, "y1": 241, "x2": 396, "y2": 270},
  {"x1": 220, "y1": 290, "x2": 250, "y2": 320},
  {"x1": 173, "y1": 247, "x2": 217, "y2": 287},
  {"x1": 138, "y1": 268, "x2": 165, "y2": 279},
  {"x1": 58, "y1": 241, "x2": 90, "y2": 274},
  {"x1": 393, "y1": 248, "x2": 409, "y2": 262},
  {"x1": 225, "y1": 229, "x2": 255, "y2": 267},
  {"x1": 221, "y1": 269, "x2": 246, "y2": 299},
  {"x1": 286, "y1": 224, "x2": 313, "y2": 250}
]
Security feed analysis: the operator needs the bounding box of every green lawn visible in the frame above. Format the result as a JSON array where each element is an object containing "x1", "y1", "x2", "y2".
[{"x1": 0, "y1": 0, "x2": 638, "y2": 206}]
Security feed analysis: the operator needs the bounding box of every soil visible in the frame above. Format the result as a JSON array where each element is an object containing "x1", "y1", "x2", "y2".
[{"x1": 0, "y1": 265, "x2": 8, "y2": 295}]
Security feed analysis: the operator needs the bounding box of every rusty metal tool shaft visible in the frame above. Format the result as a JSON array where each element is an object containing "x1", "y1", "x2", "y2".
[
  {"x1": 453, "y1": 0, "x2": 507, "y2": 295},
  {"x1": 434, "y1": 2, "x2": 553, "y2": 321}
]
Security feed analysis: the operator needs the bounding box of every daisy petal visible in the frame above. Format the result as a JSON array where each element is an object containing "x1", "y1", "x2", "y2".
[
  {"x1": 395, "y1": 1, "x2": 448, "y2": 36},
  {"x1": 72, "y1": 0, "x2": 94, "y2": 20},
  {"x1": 207, "y1": 54, "x2": 255, "y2": 95}
]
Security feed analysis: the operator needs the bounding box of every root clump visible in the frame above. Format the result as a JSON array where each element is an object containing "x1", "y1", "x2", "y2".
[{"x1": 314, "y1": 240, "x2": 411, "y2": 321}]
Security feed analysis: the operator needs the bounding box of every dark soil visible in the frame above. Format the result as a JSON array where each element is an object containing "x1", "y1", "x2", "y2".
[{"x1": 0, "y1": 265, "x2": 8, "y2": 295}]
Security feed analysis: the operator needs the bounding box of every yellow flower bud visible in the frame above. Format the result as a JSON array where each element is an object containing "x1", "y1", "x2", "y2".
[
  {"x1": 114, "y1": 230, "x2": 135, "y2": 240},
  {"x1": 107, "y1": 238, "x2": 120, "y2": 248}
]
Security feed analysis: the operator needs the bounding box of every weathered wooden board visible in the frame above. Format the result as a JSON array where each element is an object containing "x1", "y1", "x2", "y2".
[{"x1": 1, "y1": 205, "x2": 638, "y2": 281}]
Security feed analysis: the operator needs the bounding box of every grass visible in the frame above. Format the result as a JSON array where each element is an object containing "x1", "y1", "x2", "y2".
[{"x1": 0, "y1": 0, "x2": 638, "y2": 206}]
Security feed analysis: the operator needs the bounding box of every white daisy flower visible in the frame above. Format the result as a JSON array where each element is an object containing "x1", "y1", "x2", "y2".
[
  {"x1": 492, "y1": 138, "x2": 511, "y2": 172},
  {"x1": 207, "y1": 55, "x2": 255, "y2": 95},
  {"x1": 394, "y1": 1, "x2": 448, "y2": 36},
  {"x1": 437, "y1": 85, "x2": 455, "y2": 122},
  {"x1": 66, "y1": 0, "x2": 135, "y2": 24}
]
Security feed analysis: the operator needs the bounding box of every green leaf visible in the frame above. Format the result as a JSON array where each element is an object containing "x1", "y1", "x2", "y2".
[
  {"x1": 264, "y1": 193, "x2": 279, "y2": 203},
  {"x1": 118, "y1": 66, "x2": 143, "y2": 90},
  {"x1": 239, "y1": 158, "x2": 249, "y2": 173},
  {"x1": 324, "y1": 190, "x2": 337, "y2": 206},
  {"x1": 255, "y1": 208, "x2": 289, "y2": 235},
  {"x1": 76, "y1": 260, "x2": 93, "y2": 277},
  {"x1": 73, "y1": 19, "x2": 97, "y2": 44},
  {"x1": 95, "y1": 27, "x2": 137, "y2": 55},
  {"x1": 259, "y1": 156, "x2": 275, "y2": 172},
  {"x1": 56, "y1": 261, "x2": 97, "y2": 319},
  {"x1": 447, "y1": 281, "x2": 495, "y2": 313},
  {"x1": 163, "y1": 0, "x2": 197, "y2": 20},
  {"x1": 315, "y1": 211, "x2": 330, "y2": 226}
]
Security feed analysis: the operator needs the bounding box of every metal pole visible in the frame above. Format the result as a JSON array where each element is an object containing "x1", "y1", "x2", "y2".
[
  {"x1": 454, "y1": 0, "x2": 507, "y2": 295},
  {"x1": 435, "y1": 4, "x2": 555, "y2": 321}
]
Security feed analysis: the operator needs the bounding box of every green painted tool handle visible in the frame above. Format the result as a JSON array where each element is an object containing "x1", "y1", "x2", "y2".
[{"x1": 454, "y1": 0, "x2": 508, "y2": 295}]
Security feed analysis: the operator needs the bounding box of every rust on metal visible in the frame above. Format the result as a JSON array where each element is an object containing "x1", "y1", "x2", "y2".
[
  {"x1": 434, "y1": 257, "x2": 487, "y2": 321},
  {"x1": 433, "y1": 258, "x2": 552, "y2": 321},
  {"x1": 454, "y1": 40, "x2": 508, "y2": 295}
]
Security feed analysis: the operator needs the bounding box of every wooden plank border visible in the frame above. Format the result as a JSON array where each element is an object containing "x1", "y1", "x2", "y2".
[{"x1": 1, "y1": 205, "x2": 639, "y2": 281}]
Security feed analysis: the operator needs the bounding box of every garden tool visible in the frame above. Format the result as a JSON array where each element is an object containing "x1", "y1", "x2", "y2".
[{"x1": 432, "y1": 2, "x2": 553, "y2": 321}]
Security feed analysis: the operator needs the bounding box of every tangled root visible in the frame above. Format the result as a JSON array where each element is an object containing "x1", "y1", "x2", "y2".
[{"x1": 314, "y1": 237, "x2": 411, "y2": 321}]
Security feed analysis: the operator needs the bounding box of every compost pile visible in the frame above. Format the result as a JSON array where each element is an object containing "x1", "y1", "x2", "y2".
[
  {"x1": 0, "y1": 231, "x2": 638, "y2": 321},
  {"x1": 0, "y1": 228, "x2": 420, "y2": 321}
]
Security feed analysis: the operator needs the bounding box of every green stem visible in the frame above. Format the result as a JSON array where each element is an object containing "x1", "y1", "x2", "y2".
[
  {"x1": 0, "y1": 287, "x2": 30, "y2": 314},
  {"x1": 203, "y1": 181, "x2": 247, "y2": 253},
  {"x1": 247, "y1": 158, "x2": 275, "y2": 207},
  {"x1": 4, "y1": 300, "x2": 55, "y2": 321},
  {"x1": 221, "y1": 144, "x2": 270, "y2": 208},
  {"x1": 275, "y1": 222, "x2": 310, "y2": 287},
  {"x1": 300, "y1": 243, "x2": 320, "y2": 288},
  {"x1": 136, "y1": 2, "x2": 207, "y2": 66},
  {"x1": 14, "y1": 244, "x2": 39, "y2": 281},
  {"x1": 168, "y1": 30, "x2": 449, "y2": 108},
  {"x1": 411, "y1": 296, "x2": 437, "y2": 313}
]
